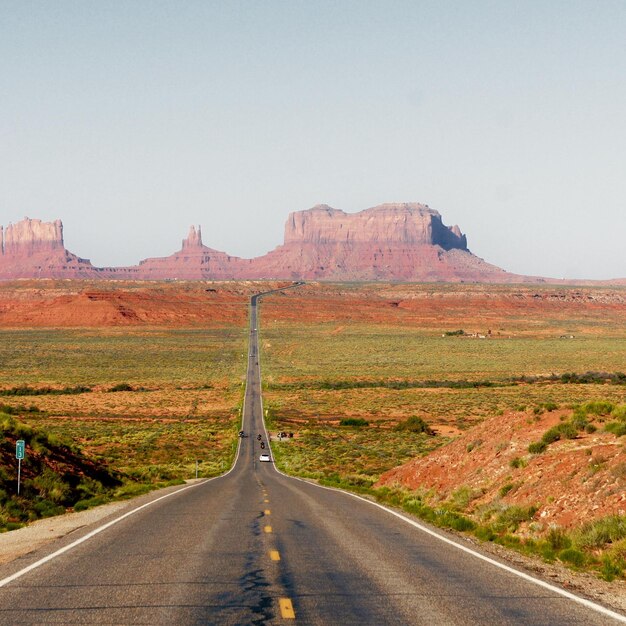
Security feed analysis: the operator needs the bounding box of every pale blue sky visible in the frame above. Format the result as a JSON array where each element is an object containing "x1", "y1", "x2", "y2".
[{"x1": 1, "y1": 1, "x2": 624, "y2": 279}]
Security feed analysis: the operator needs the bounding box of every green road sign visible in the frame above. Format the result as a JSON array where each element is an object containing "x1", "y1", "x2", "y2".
[{"x1": 16, "y1": 440, "x2": 25, "y2": 460}]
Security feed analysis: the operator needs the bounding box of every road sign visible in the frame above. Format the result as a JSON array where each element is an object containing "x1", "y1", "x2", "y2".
[{"x1": 16, "y1": 440, "x2": 25, "y2": 496}]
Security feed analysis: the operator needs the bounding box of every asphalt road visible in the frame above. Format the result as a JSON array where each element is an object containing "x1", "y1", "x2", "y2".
[{"x1": 0, "y1": 287, "x2": 623, "y2": 625}]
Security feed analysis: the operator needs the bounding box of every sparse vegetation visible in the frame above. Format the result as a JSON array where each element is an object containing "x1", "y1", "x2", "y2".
[
  {"x1": 509, "y1": 456, "x2": 527, "y2": 469},
  {"x1": 0, "y1": 413, "x2": 122, "y2": 531},
  {"x1": 394, "y1": 416, "x2": 434, "y2": 435}
]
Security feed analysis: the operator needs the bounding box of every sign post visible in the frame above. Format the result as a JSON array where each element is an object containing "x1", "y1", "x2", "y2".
[{"x1": 16, "y1": 440, "x2": 25, "y2": 495}]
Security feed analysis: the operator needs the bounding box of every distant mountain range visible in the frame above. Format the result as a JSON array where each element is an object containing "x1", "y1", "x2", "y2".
[{"x1": 0, "y1": 204, "x2": 624, "y2": 284}]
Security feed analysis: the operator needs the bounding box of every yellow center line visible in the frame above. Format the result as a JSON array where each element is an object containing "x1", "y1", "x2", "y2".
[
  {"x1": 270, "y1": 550, "x2": 281, "y2": 561},
  {"x1": 264, "y1": 525, "x2": 272, "y2": 533},
  {"x1": 264, "y1": 509, "x2": 271, "y2": 515},
  {"x1": 264, "y1": 499, "x2": 269, "y2": 503},
  {"x1": 279, "y1": 598, "x2": 296, "y2": 619}
]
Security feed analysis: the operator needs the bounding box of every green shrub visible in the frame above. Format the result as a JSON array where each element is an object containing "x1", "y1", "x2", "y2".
[
  {"x1": 30, "y1": 469, "x2": 71, "y2": 504},
  {"x1": 448, "y1": 515, "x2": 476, "y2": 532},
  {"x1": 528, "y1": 441, "x2": 547, "y2": 454},
  {"x1": 0, "y1": 385, "x2": 90, "y2": 396},
  {"x1": 582, "y1": 401, "x2": 615, "y2": 416},
  {"x1": 574, "y1": 515, "x2": 626, "y2": 549},
  {"x1": 570, "y1": 413, "x2": 589, "y2": 431},
  {"x1": 32, "y1": 499, "x2": 65, "y2": 518},
  {"x1": 450, "y1": 486, "x2": 481, "y2": 510},
  {"x1": 495, "y1": 505, "x2": 537, "y2": 531},
  {"x1": 600, "y1": 555, "x2": 624, "y2": 582},
  {"x1": 558, "y1": 422, "x2": 579, "y2": 439},
  {"x1": 546, "y1": 526, "x2": 571, "y2": 550},
  {"x1": 474, "y1": 526, "x2": 496, "y2": 541},
  {"x1": 541, "y1": 427, "x2": 561, "y2": 444},
  {"x1": 559, "y1": 548, "x2": 586, "y2": 567},
  {"x1": 339, "y1": 418, "x2": 369, "y2": 427},
  {"x1": 605, "y1": 422, "x2": 626, "y2": 437},
  {"x1": 108, "y1": 383, "x2": 134, "y2": 392},
  {"x1": 74, "y1": 495, "x2": 110, "y2": 511},
  {"x1": 509, "y1": 456, "x2": 527, "y2": 469},
  {"x1": 499, "y1": 483, "x2": 514, "y2": 497},
  {"x1": 611, "y1": 405, "x2": 626, "y2": 421},
  {"x1": 394, "y1": 416, "x2": 433, "y2": 435}
]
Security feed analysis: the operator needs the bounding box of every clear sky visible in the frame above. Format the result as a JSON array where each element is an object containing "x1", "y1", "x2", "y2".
[{"x1": 1, "y1": 1, "x2": 624, "y2": 279}]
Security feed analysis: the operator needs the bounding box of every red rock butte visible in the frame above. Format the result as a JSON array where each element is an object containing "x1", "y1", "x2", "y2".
[{"x1": 0, "y1": 204, "x2": 618, "y2": 283}]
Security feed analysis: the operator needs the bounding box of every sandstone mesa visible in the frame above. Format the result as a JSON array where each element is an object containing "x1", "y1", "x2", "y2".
[{"x1": 0, "y1": 204, "x2": 620, "y2": 283}]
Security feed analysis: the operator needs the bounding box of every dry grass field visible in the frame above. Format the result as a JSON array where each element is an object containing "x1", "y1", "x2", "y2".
[
  {"x1": 261, "y1": 283, "x2": 626, "y2": 474},
  {"x1": 0, "y1": 281, "x2": 258, "y2": 484}
]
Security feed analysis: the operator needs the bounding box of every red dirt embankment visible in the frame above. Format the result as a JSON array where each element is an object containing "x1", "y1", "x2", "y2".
[
  {"x1": 0, "y1": 280, "x2": 288, "y2": 328},
  {"x1": 377, "y1": 407, "x2": 626, "y2": 530}
]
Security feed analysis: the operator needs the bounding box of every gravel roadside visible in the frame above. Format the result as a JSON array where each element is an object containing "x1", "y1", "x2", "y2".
[
  {"x1": 0, "y1": 479, "x2": 205, "y2": 567},
  {"x1": 0, "y1": 501, "x2": 127, "y2": 566}
]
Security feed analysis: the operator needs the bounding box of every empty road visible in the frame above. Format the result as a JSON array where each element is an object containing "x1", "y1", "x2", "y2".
[{"x1": 0, "y1": 288, "x2": 623, "y2": 624}]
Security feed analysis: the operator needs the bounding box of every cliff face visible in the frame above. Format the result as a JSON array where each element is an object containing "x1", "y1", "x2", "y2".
[
  {"x1": 2, "y1": 218, "x2": 64, "y2": 257},
  {"x1": 284, "y1": 203, "x2": 467, "y2": 251}
]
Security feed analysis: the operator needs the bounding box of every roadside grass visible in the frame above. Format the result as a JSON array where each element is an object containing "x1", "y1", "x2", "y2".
[{"x1": 0, "y1": 413, "x2": 123, "y2": 531}]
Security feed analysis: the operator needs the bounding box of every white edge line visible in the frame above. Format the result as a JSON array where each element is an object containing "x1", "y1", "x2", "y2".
[
  {"x1": 273, "y1": 473, "x2": 626, "y2": 623},
  {"x1": 0, "y1": 480, "x2": 203, "y2": 588},
  {"x1": 0, "y1": 310, "x2": 253, "y2": 590},
  {"x1": 255, "y1": 292, "x2": 626, "y2": 624}
]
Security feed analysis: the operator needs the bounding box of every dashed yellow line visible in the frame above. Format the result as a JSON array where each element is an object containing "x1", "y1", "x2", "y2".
[
  {"x1": 270, "y1": 550, "x2": 281, "y2": 561},
  {"x1": 264, "y1": 525, "x2": 272, "y2": 533},
  {"x1": 279, "y1": 597, "x2": 296, "y2": 619},
  {"x1": 264, "y1": 509, "x2": 271, "y2": 515},
  {"x1": 264, "y1": 499, "x2": 270, "y2": 503}
]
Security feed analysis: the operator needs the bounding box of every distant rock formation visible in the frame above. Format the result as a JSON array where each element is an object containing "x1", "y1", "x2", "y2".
[
  {"x1": 133, "y1": 224, "x2": 241, "y2": 280},
  {"x1": 0, "y1": 217, "x2": 98, "y2": 279},
  {"x1": 246, "y1": 203, "x2": 512, "y2": 282},
  {"x1": 1, "y1": 206, "x2": 620, "y2": 283},
  {"x1": 2, "y1": 218, "x2": 64, "y2": 257}
]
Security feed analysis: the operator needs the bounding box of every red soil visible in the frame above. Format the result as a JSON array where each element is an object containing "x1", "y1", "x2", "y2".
[
  {"x1": 377, "y1": 408, "x2": 626, "y2": 530},
  {"x1": 0, "y1": 280, "x2": 288, "y2": 328}
]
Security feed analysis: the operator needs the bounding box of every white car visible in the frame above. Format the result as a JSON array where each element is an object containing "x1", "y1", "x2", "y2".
[{"x1": 259, "y1": 453, "x2": 271, "y2": 462}]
